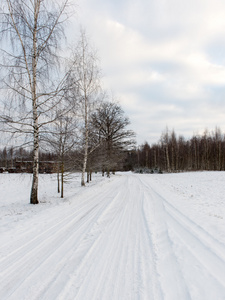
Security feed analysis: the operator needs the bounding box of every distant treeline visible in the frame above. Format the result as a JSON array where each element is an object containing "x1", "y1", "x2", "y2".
[
  {"x1": 0, "y1": 146, "x2": 129, "y2": 174},
  {"x1": 126, "y1": 127, "x2": 225, "y2": 172},
  {"x1": 2, "y1": 127, "x2": 225, "y2": 174},
  {"x1": 0, "y1": 147, "x2": 57, "y2": 173}
]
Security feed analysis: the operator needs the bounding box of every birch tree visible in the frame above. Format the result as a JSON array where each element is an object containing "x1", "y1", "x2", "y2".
[
  {"x1": 69, "y1": 30, "x2": 101, "y2": 186},
  {"x1": 0, "y1": 0, "x2": 72, "y2": 204},
  {"x1": 160, "y1": 128, "x2": 171, "y2": 172},
  {"x1": 45, "y1": 111, "x2": 78, "y2": 198}
]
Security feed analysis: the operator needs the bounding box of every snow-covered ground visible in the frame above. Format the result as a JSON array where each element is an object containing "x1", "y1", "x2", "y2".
[{"x1": 0, "y1": 171, "x2": 225, "y2": 299}]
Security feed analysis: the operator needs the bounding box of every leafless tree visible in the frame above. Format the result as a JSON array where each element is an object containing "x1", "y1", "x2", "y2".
[
  {"x1": 91, "y1": 101, "x2": 136, "y2": 177},
  {"x1": 44, "y1": 109, "x2": 78, "y2": 198},
  {"x1": 0, "y1": 0, "x2": 73, "y2": 203},
  {"x1": 213, "y1": 127, "x2": 222, "y2": 170},
  {"x1": 69, "y1": 30, "x2": 101, "y2": 186},
  {"x1": 133, "y1": 126, "x2": 225, "y2": 173},
  {"x1": 160, "y1": 127, "x2": 171, "y2": 172}
]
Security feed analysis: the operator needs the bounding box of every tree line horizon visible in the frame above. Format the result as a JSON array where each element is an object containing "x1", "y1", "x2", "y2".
[
  {"x1": 132, "y1": 127, "x2": 225, "y2": 173},
  {"x1": 1, "y1": 126, "x2": 225, "y2": 174}
]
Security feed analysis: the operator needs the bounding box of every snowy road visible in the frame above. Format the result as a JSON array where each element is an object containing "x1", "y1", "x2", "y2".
[{"x1": 1, "y1": 173, "x2": 225, "y2": 299}]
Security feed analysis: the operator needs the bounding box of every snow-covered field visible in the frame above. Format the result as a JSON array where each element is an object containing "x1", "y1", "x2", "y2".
[{"x1": 0, "y1": 171, "x2": 225, "y2": 300}]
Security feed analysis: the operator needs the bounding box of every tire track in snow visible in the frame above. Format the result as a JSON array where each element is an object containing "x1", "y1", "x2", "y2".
[
  {"x1": 166, "y1": 215, "x2": 225, "y2": 299},
  {"x1": 56, "y1": 175, "x2": 137, "y2": 300},
  {"x1": 137, "y1": 175, "x2": 191, "y2": 300},
  {"x1": 146, "y1": 180, "x2": 225, "y2": 263},
  {"x1": 50, "y1": 189, "x2": 129, "y2": 299},
  {"x1": 147, "y1": 183, "x2": 225, "y2": 288},
  {"x1": 138, "y1": 189, "x2": 164, "y2": 299},
  {"x1": 0, "y1": 180, "x2": 115, "y2": 257},
  {"x1": 139, "y1": 174, "x2": 225, "y2": 299},
  {"x1": 0, "y1": 177, "x2": 117, "y2": 256},
  {"x1": 54, "y1": 174, "x2": 161, "y2": 300},
  {"x1": 165, "y1": 199, "x2": 225, "y2": 262},
  {"x1": 13, "y1": 176, "x2": 140, "y2": 300},
  {"x1": 2, "y1": 173, "x2": 224, "y2": 299},
  {"x1": 0, "y1": 176, "x2": 126, "y2": 300},
  {"x1": 164, "y1": 204, "x2": 225, "y2": 289}
]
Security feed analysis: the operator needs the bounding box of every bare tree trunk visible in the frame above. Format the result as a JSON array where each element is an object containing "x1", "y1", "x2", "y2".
[
  {"x1": 137, "y1": 148, "x2": 140, "y2": 168},
  {"x1": 86, "y1": 170, "x2": 90, "y2": 183},
  {"x1": 57, "y1": 168, "x2": 60, "y2": 193},
  {"x1": 61, "y1": 161, "x2": 64, "y2": 198},
  {"x1": 10, "y1": 147, "x2": 14, "y2": 168},
  {"x1": 218, "y1": 141, "x2": 221, "y2": 170},
  {"x1": 30, "y1": 121, "x2": 39, "y2": 204},
  {"x1": 81, "y1": 95, "x2": 88, "y2": 186},
  {"x1": 165, "y1": 145, "x2": 170, "y2": 172},
  {"x1": 171, "y1": 145, "x2": 174, "y2": 172},
  {"x1": 154, "y1": 149, "x2": 157, "y2": 167},
  {"x1": 30, "y1": 4, "x2": 39, "y2": 204},
  {"x1": 194, "y1": 140, "x2": 197, "y2": 170},
  {"x1": 3, "y1": 148, "x2": 7, "y2": 169},
  {"x1": 145, "y1": 149, "x2": 148, "y2": 168},
  {"x1": 175, "y1": 145, "x2": 179, "y2": 171},
  {"x1": 90, "y1": 170, "x2": 92, "y2": 181}
]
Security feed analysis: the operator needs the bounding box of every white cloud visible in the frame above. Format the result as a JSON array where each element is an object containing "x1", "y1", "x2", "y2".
[{"x1": 75, "y1": 0, "x2": 225, "y2": 144}]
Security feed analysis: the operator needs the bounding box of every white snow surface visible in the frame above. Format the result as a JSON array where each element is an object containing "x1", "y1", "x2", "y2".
[{"x1": 0, "y1": 171, "x2": 225, "y2": 300}]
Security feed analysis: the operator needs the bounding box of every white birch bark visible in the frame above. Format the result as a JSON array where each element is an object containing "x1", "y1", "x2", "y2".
[
  {"x1": 1, "y1": 0, "x2": 71, "y2": 204},
  {"x1": 30, "y1": 1, "x2": 39, "y2": 204},
  {"x1": 81, "y1": 94, "x2": 89, "y2": 186}
]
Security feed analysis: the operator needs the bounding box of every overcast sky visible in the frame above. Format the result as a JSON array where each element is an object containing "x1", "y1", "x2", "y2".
[{"x1": 74, "y1": 0, "x2": 225, "y2": 145}]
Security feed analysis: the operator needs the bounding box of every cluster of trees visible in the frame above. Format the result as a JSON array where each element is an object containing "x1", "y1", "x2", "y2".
[
  {"x1": 0, "y1": 147, "x2": 54, "y2": 168},
  {"x1": 0, "y1": 0, "x2": 135, "y2": 204},
  {"x1": 3, "y1": 0, "x2": 223, "y2": 207},
  {"x1": 135, "y1": 127, "x2": 225, "y2": 173}
]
